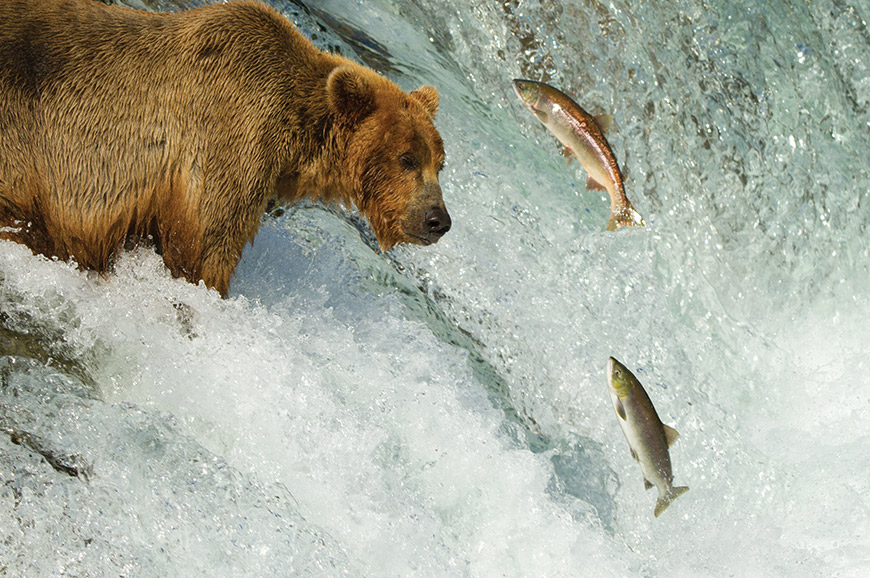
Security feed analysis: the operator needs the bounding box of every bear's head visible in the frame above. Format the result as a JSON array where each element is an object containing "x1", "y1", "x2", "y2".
[{"x1": 327, "y1": 66, "x2": 450, "y2": 251}]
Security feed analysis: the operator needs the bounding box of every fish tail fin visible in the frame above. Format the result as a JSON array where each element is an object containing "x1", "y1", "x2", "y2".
[
  {"x1": 654, "y1": 486, "x2": 689, "y2": 518},
  {"x1": 607, "y1": 202, "x2": 645, "y2": 232}
]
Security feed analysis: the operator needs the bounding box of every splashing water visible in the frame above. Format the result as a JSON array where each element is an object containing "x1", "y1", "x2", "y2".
[{"x1": 2, "y1": 0, "x2": 870, "y2": 576}]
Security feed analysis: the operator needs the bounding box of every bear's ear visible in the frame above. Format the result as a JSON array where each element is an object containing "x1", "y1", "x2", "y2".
[
  {"x1": 409, "y1": 86, "x2": 439, "y2": 117},
  {"x1": 327, "y1": 66, "x2": 376, "y2": 125}
]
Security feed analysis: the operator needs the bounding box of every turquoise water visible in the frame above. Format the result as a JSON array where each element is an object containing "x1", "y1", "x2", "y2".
[{"x1": 2, "y1": 0, "x2": 869, "y2": 575}]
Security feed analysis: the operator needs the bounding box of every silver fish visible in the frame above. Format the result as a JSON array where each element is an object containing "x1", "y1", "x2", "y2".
[{"x1": 607, "y1": 357, "x2": 688, "y2": 517}]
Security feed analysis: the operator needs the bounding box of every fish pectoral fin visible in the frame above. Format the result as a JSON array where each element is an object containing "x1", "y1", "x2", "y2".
[
  {"x1": 643, "y1": 478, "x2": 654, "y2": 490},
  {"x1": 663, "y1": 424, "x2": 681, "y2": 447},
  {"x1": 563, "y1": 147, "x2": 574, "y2": 165},
  {"x1": 615, "y1": 398, "x2": 627, "y2": 421},
  {"x1": 654, "y1": 486, "x2": 689, "y2": 518},
  {"x1": 594, "y1": 114, "x2": 613, "y2": 134},
  {"x1": 533, "y1": 109, "x2": 549, "y2": 124},
  {"x1": 586, "y1": 176, "x2": 607, "y2": 191}
]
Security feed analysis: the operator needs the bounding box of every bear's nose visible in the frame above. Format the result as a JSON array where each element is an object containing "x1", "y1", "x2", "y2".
[{"x1": 424, "y1": 207, "x2": 451, "y2": 237}]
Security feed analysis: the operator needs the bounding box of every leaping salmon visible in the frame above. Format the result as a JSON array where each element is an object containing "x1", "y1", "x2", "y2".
[
  {"x1": 512, "y1": 79, "x2": 644, "y2": 231},
  {"x1": 607, "y1": 357, "x2": 688, "y2": 517}
]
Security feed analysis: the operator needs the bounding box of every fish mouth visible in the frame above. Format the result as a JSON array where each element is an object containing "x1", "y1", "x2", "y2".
[{"x1": 607, "y1": 357, "x2": 630, "y2": 397}]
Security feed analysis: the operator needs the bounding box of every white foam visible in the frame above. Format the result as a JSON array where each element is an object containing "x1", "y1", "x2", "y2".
[{"x1": 3, "y1": 0, "x2": 870, "y2": 575}]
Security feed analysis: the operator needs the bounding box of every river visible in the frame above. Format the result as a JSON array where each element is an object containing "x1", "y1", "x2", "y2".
[{"x1": 2, "y1": 0, "x2": 869, "y2": 575}]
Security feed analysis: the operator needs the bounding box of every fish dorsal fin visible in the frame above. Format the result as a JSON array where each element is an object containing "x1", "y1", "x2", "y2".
[
  {"x1": 563, "y1": 146, "x2": 574, "y2": 165},
  {"x1": 594, "y1": 114, "x2": 613, "y2": 134},
  {"x1": 586, "y1": 176, "x2": 607, "y2": 191},
  {"x1": 663, "y1": 424, "x2": 680, "y2": 447}
]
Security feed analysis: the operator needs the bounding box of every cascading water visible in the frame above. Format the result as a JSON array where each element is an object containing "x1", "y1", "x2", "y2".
[{"x1": 2, "y1": 0, "x2": 869, "y2": 576}]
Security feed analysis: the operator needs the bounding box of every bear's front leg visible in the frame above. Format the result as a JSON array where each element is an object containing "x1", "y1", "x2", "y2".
[
  {"x1": 192, "y1": 182, "x2": 268, "y2": 297},
  {"x1": 198, "y1": 247, "x2": 238, "y2": 297}
]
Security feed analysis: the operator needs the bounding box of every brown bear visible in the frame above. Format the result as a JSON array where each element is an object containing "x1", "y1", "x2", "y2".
[{"x1": 0, "y1": 0, "x2": 450, "y2": 296}]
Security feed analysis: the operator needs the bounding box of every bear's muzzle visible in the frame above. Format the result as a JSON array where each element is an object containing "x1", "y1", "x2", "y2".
[{"x1": 423, "y1": 206, "x2": 451, "y2": 241}]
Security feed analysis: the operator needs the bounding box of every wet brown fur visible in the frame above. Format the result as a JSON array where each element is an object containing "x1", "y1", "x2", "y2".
[{"x1": 0, "y1": 0, "x2": 447, "y2": 296}]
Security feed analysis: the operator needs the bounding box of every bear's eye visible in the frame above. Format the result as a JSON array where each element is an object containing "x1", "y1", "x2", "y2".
[{"x1": 399, "y1": 153, "x2": 420, "y2": 171}]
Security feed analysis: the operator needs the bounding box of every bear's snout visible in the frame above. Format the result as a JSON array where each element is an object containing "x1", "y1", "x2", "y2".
[
  {"x1": 400, "y1": 180, "x2": 451, "y2": 246},
  {"x1": 424, "y1": 206, "x2": 451, "y2": 239}
]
